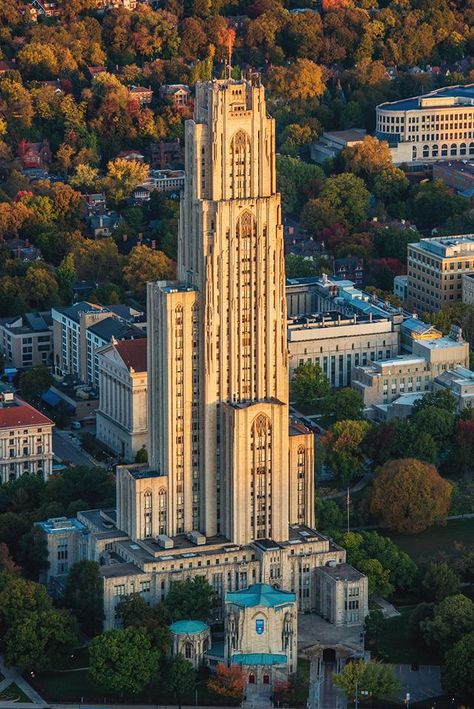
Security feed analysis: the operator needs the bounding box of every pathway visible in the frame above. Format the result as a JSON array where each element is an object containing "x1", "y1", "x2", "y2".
[{"x1": 0, "y1": 656, "x2": 46, "y2": 707}]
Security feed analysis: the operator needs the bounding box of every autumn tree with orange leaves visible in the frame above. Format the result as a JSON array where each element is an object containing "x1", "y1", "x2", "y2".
[
  {"x1": 207, "y1": 663, "x2": 244, "y2": 700},
  {"x1": 370, "y1": 458, "x2": 452, "y2": 534}
]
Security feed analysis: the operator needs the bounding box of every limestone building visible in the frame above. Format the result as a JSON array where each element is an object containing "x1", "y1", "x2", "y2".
[
  {"x1": 147, "y1": 73, "x2": 315, "y2": 544},
  {"x1": 39, "y1": 76, "x2": 367, "y2": 634},
  {"x1": 96, "y1": 338, "x2": 148, "y2": 462}
]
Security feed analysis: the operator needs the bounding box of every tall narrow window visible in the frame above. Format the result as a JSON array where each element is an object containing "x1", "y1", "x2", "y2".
[
  {"x1": 230, "y1": 131, "x2": 251, "y2": 199},
  {"x1": 251, "y1": 414, "x2": 272, "y2": 540}
]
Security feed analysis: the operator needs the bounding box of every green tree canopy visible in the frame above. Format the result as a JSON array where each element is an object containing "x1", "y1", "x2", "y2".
[
  {"x1": 19, "y1": 365, "x2": 52, "y2": 400},
  {"x1": 324, "y1": 388, "x2": 364, "y2": 422},
  {"x1": 165, "y1": 576, "x2": 215, "y2": 621},
  {"x1": 333, "y1": 659, "x2": 400, "y2": 700},
  {"x1": 422, "y1": 561, "x2": 461, "y2": 603},
  {"x1": 5, "y1": 608, "x2": 79, "y2": 672},
  {"x1": 442, "y1": 632, "x2": 474, "y2": 702},
  {"x1": 421, "y1": 594, "x2": 474, "y2": 652},
  {"x1": 63, "y1": 560, "x2": 104, "y2": 637},
  {"x1": 322, "y1": 419, "x2": 370, "y2": 486},
  {"x1": 89, "y1": 626, "x2": 159, "y2": 695},
  {"x1": 291, "y1": 360, "x2": 330, "y2": 412}
]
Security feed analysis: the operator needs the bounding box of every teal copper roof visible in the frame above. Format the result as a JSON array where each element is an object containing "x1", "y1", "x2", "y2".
[
  {"x1": 226, "y1": 583, "x2": 296, "y2": 608},
  {"x1": 231, "y1": 653, "x2": 287, "y2": 666},
  {"x1": 169, "y1": 620, "x2": 209, "y2": 635}
]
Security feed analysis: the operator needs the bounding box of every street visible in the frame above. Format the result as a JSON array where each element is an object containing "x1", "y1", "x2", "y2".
[{"x1": 53, "y1": 430, "x2": 101, "y2": 468}]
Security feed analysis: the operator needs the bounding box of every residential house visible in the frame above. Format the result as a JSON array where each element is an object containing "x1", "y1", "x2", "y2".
[
  {"x1": 127, "y1": 85, "x2": 153, "y2": 107},
  {"x1": 159, "y1": 84, "x2": 191, "y2": 109},
  {"x1": 17, "y1": 139, "x2": 51, "y2": 169},
  {"x1": 150, "y1": 140, "x2": 183, "y2": 169}
]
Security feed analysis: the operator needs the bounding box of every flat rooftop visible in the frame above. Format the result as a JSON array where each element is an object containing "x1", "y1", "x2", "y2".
[
  {"x1": 411, "y1": 235, "x2": 474, "y2": 258},
  {"x1": 318, "y1": 563, "x2": 365, "y2": 581},
  {"x1": 378, "y1": 83, "x2": 474, "y2": 112}
]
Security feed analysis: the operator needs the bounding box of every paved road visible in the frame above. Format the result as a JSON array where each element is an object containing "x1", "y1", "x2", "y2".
[
  {"x1": 53, "y1": 430, "x2": 101, "y2": 468},
  {"x1": 0, "y1": 656, "x2": 45, "y2": 707}
]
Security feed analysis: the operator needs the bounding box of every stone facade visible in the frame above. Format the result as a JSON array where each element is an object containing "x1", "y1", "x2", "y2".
[
  {"x1": 169, "y1": 620, "x2": 210, "y2": 668},
  {"x1": 96, "y1": 339, "x2": 148, "y2": 462},
  {"x1": 0, "y1": 393, "x2": 54, "y2": 484},
  {"x1": 315, "y1": 563, "x2": 368, "y2": 626}
]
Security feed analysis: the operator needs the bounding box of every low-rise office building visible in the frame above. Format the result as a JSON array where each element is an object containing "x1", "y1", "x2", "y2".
[
  {"x1": 0, "y1": 392, "x2": 53, "y2": 483},
  {"x1": 0, "y1": 311, "x2": 53, "y2": 370},
  {"x1": 432, "y1": 366, "x2": 474, "y2": 410},
  {"x1": 462, "y1": 272, "x2": 474, "y2": 304},
  {"x1": 352, "y1": 334, "x2": 469, "y2": 407},
  {"x1": 376, "y1": 84, "x2": 474, "y2": 165},
  {"x1": 288, "y1": 311, "x2": 399, "y2": 388},
  {"x1": 315, "y1": 563, "x2": 369, "y2": 627},
  {"x1": 96, "y1": 338, "x2": 148, "y2": 462},
  {"x1": 407, "y1": 235, "x2": 474, "y2": 312}
]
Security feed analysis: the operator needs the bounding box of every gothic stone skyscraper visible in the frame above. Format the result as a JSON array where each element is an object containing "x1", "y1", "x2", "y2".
[{"x1": 147, "y1": 75, "x2": 315, "y2": 545}]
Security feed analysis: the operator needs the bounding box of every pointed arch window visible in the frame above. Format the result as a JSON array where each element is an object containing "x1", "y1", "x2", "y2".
[{"x1": 230, "y1": 130, "x2": 251, "y2": 199}]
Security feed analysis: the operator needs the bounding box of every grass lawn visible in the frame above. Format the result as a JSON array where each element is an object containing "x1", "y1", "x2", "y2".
[
  {"x1": 371, "y1": 606, "x2": 439, "y2": 665},
  {"x1": 32, "y1": 667, "x2": 240, "y2": 706},
  {"x1": 0, "y1": 682, "x2": 32, "y2": 703},
  {"x1": 387, "y1": 518, "x2": 474, "y2": 563}
]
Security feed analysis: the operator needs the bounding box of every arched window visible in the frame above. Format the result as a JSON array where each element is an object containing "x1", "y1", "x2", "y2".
[
  {"x1": 230, "y1": 130, "x2": 251, "y2": 199},
  {"x1": 144, "y1": 490, "x2": 152, "y2": 537},
  {"x1": 263, "y1": 674, "x2": 270, "y2": 685},
  {"x1": 460, "y1": 143, "x2": 467, "y2": 156},
  {"x1": 422, "y1": 145, "x2": 429, "y2": 158},
  {"x1": 441, "y1": 144, "x2": 448, "y2": 157},
  {"x1": 451, "y1": 144, "x2": 457, "y2": 156},
  {"x1": 158, "y1": 488, "x2": 167, "y2": 535},
  {"x1": 251, "y1": 414, "x2": 272, "y2": 539},
  {"x1": 469, "y1": 143, "x2": 474, "y2": 156},
  {"x1": 185, "y1": 642, "x2": 193, "y2": 659},
  {"x1": 249, "y1": 674, "x2": 255, "y2": 684},
  {"x1": 432, "y1": 144, "x2": 439, "y2": 158},
  {"x1": 412, "y1": 146, "x2": 417, "y2": 159}
]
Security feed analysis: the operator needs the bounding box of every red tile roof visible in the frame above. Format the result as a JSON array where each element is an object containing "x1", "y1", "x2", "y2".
[
  {"x1": 0, "y1": 398, "x2": 54, "y2": 429},
  {"x1": 115, "y1": 338, "x2": 147, "y2": 372}
]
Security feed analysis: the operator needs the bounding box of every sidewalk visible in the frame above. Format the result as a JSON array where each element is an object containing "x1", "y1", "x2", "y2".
[{"x1": 0, "y1": 656, "x2": 46, "y2": 706}]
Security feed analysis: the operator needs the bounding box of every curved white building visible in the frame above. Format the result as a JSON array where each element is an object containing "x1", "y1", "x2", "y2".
[{"x1": 376, "y1": 84, "x2": 474, "y2": 164}]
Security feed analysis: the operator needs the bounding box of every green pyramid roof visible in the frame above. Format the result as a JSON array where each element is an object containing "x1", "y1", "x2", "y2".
[
  {"x1": 169, "y1": 620, "x2": 209, "y2": 635},
  {"x1": 226, "y1": 583, "x2": 296, "y2": 608}
]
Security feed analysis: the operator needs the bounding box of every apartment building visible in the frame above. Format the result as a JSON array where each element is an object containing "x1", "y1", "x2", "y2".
[
  {"x1": 462, "y1": 272, "x2": 474, "y2": 304},
  {"x1": 96, "y1": 338, "x2": 148, "y2": 462},
  {"x1": 52, "y1": 302, "x2": 145, "y2": 387},
  {"x1": 0, "y1": 392, "x2": 53, "y2": 483},
  {"x1": 376, "y1": 84, "x2": 474, "y2": 165},
  {"x1": 407, "y1": 235, "x2": 474, "y2": 312},
  {"x1": 0, "y1": 312, "x2": 53, "y2": 370},
  {"x1": 352, "y1": 335, "x2": 469, "y2": 407}
]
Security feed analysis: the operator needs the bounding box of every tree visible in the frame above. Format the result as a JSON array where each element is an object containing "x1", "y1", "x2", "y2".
[
  {"x1": 337, "y1": 531, "x2": 417, "y2": 596},
  {"x1": 316, "y1": 499, "x2": 344, "y2": 535},
  {"x1": 17, "y1": 527, "x2": 49, "y2": 580},
  {"x1": 342, "y1": 136, "x2": 393, "y2": 186},
  {"x1": 208, "y1": 663, "x2": 244, "y2": 700},
  {"x1": 370, "y1": 459, "x2": 452, "y2": 534},
  {"x1": 19, "y1": 365, "x2": 52, "y2": 400},
  {"x1": 276, "y1": 156, "x2": 323, "y2": 215},
  {"x1": 290, "y1": 361, "x2": 330, "y2": 411},
  {"x1": 422, "y1": 562, "x2": 461, "y2": 603},
  {"x1": 408, "y1": 602, "x2": 434, "y2": 644},
  {"x1": 268, "y1": 59, "x2": 325, "y2": 101},
  {"x1": 123, "y1": 245, "x2": 175, "y2": 300},
  {"x1": 69, "y1": 164, "x2": 101, "y2": 193},
  {"x1": 364, "y1": 608, "x2": 386, "y2": 646},
  {"x1": 73, "y1": 238, "x2": 122, "y2": 283},
  {"x1": 333, "y1": 660, "x2": 400, "y2": 700},
  {"x1": 0, "y1": 572, "x2": 51, "y2": 633},
  {"x1": 63, "y1": 561, "x2": 104, "y2": 636},
  {"x1": 164, "y1": 653, "x2": 196, "y2": 706},
  {"x1": 411, "y1": 406, "x2": 455, "y2": 448},
  {"x1": 412, "y1": 389, "x2": 457, "y2": 415},
  {"x1": 442, "y1": 632, "x2": 474, "y2": 702},
  {"x1": 408, "y1": 179, "x2": 469, "y2": 231},
  {"x1": 89, "y1": 627, "x2": 158, "y2": 695},
  {"x1": 285, "y1": 254, "x2": 329, "y2": 278},
  {"x1": 115, "y1": 592, "x2": 170, "y2": 655},
  {"x1": 165, "y1": 576, "x2": 214, "y2": 621},
  {"x1": 322, "y1": 420, "x2": 370, "y2": 486},
  {"x1": 135, "y1": 447, "x2": 148, "y2": 464},
  {"x1": 324, "y1": 388, "x2": 364, "y2": 422},
  {"x1": 5, "y1": 609, "x2": 79, "y2": 672},
  {"x1": 302, "y1": 173, "x2": 370, "y2": 232},
  {"x1": 421, "y1": 594, "x2": 474, "y2": 652},
  {"x1": 24, "y1": 265, "x2": 59, "y2": 309},
  {"x1": 104, "y1": 159, "x2": 149, "y2": 204}
]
